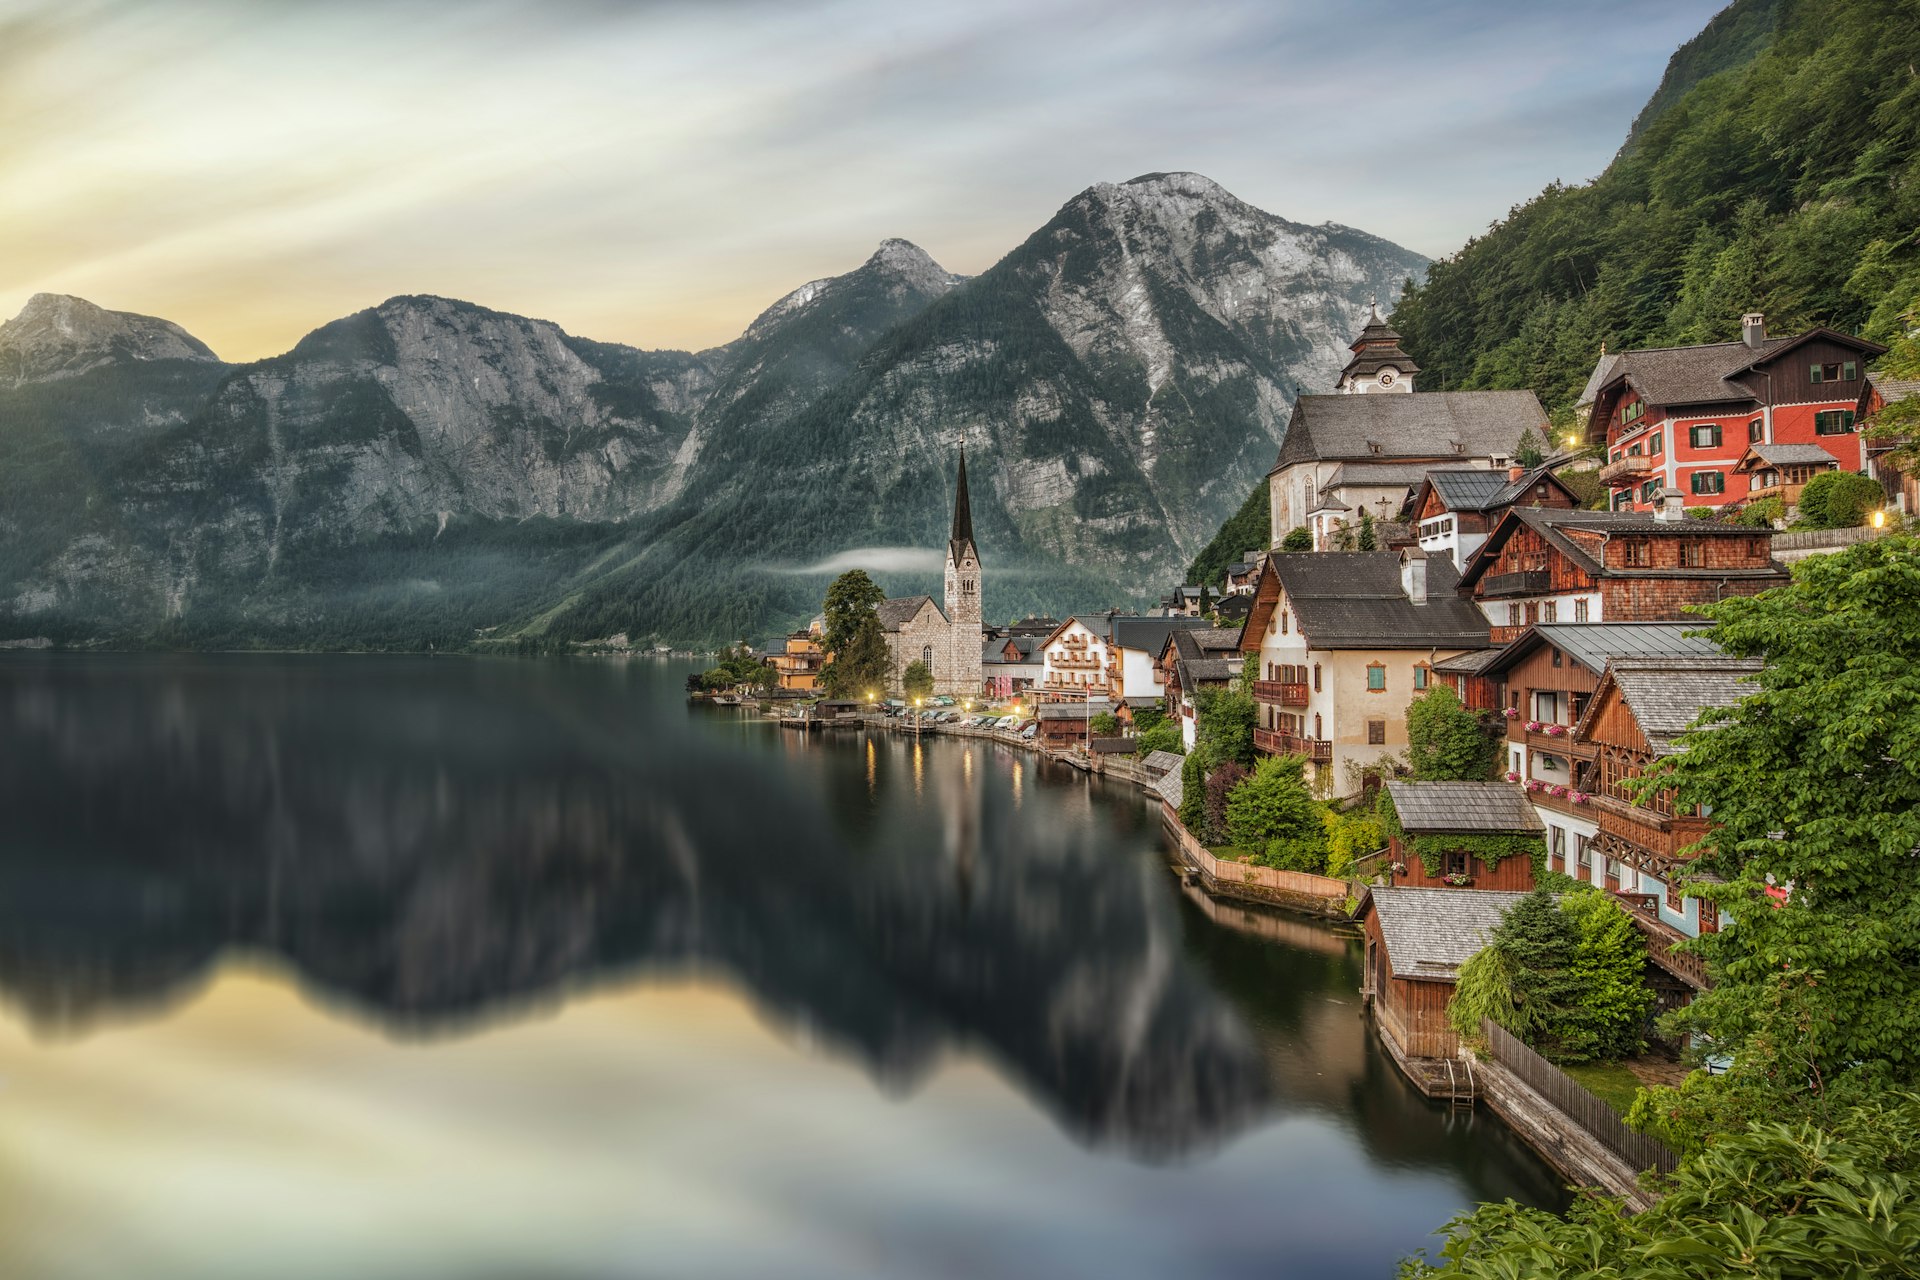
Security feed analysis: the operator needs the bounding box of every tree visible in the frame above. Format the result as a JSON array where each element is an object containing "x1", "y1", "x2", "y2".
[
  {"x1": 1203, "y1": 760, "x2": 1249, "y2": 846},
  {"x1": 1356, "y1": 510, "x2": 1378, "y2": 551},
  {"x1": 820, "y1": 570, "x2": 885, "y2": 659},
  {"x1": 1634, "y1": 535, "x2": 1920, "y2": 1143},
  {"x1": 1514, "y1": 428, "x2": 1545, "y2": 468},
  {"x1": 1087, "y1": 711, "x2": 1119, "y2": 737},
  {"x1": 1796, "y1": 470, "x2": 1886, "y2": 529},
  {"x1": 1281, "y1": 526, "x2": 1313, "y2": 553},
  {"x1": 1186, "y1": 481, "x2": 1272, "y2": 589},
  {"x1": 1402, "y1": 1095, "x2": 1920, "y2": 1279},
  {"x1": 1560, "y1": 888, "x2": 1655, "y2": 1063},
  {"x1": 1405, "y1": 684, "x2": 1497, "y2": 780},
  {"x1": 1133, "y1": 720, "x2": 1183, "y2": 757},
  {"x1": 820, "y1": 570, "x2": 889, "y2": 697},
  {"x1": 1455, "y1": 889, "x2": 1584, "y2": 1057},
  {"x1": 826, "y1": 614, "x2": 890, "y2": 699},
  {"x1": 901, "y1": 660, "x2": 934, "y2": 700},
  {"x1": 1192, "y1": 667, "x2": 1258, "y2": 770},
  {"x1": 1224, "y1": 755, "x2": 1323, "y2": 865}
]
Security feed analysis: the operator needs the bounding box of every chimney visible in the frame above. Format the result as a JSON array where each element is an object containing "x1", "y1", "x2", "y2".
[
  {"x1": 1508, "y1": 465, "x2": 1525, "y2": 482},
  {"x1": 1656, "y1": 487, "x2": 1686, "y2": 523},
  {"x1": 1742, "y1": 312, "x2": 1766, "y2": 349},
  {"x1": 1400, "y1": 547, "x2": 1428, "y2": 606}
]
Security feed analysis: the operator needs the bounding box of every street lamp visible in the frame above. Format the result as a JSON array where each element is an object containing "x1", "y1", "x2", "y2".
[
  {"x1": 1872, "y1": 509, "x2": 1888, "y2": 529},
  {"x1": 914, "y1": 696, "x2": 923, "y2": 739}
]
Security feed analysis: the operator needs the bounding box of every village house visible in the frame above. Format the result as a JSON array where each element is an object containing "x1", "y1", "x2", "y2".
[
  {"x1": 1453, "y1": 622, "x2": 1725, "y2": 870},
  {"x1": 1239, "y1": 548, "x2": 1490, "y2": 796},
  {"x1": 1731, "y1": 442, "x2": 1840, "y2": 509},
  {"x1": 1381, "y1": 781, "x2": 1544, "y2": 893},
  {"x1": 980, "y1": 633, "x2": 1042, "y2": 698},
  {"x1": 1267, "y1": 311, "x2": 1552, "y2": 552},
  {"x1": 1223, "y1": 550, "x2": 1269, "y2": 595},
  {"x1": 1455, "y1": 504, "x2": 1788, "y2": 645},
  {"x1": 1409, "y1": 464, "x2": 1579, "y2": 570},
  {"x1": 1584, "y1": 313, "x2": 1887, "y2": 513},
  {"x1": 1863, "y1": 371, "x2": 1920, "y2": 514},
  {"x1": 1108, "y1": 616, "x2": 1209, "y2": 714},
  {"x1": 767, "y1": 629, "x2": 827, "y2": 691},
  {"x1": 1037, "y1": 614, "x2": 1115, "y2": 699},
  {"x1": 1155, "y1": 626, "x2": 1242, "y2": 751},
  {"x1": 875, "y1": 451, "x2": 986, "y2": 697},
  {"x1": 1356, "y1": 887, "x2": 1535, "y2": 1081}
]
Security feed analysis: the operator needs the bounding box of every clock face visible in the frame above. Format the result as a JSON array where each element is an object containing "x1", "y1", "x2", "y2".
[{"x1": 1377, "y1": 369, "x2": 1396, "y2": 386}]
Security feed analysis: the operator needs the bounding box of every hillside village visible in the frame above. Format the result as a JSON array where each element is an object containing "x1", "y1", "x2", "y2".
[{"x1": 699, "y1": 299, "x2": 1919, "y2": 1195}]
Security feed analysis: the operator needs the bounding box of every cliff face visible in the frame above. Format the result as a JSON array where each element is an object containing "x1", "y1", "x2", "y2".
[{"x1": 0, "y1": 174, "x2": 1426, "y2": 647}]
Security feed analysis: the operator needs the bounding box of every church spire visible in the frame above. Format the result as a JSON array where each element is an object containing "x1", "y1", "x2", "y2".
[{"x1": 949, "y1": 444, "x2": 975, "y2": 551}]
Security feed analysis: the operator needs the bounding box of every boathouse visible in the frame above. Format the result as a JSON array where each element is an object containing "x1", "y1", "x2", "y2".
[{"x1": 1382, "y1": 781, "x2": 1544, "y2": 892}]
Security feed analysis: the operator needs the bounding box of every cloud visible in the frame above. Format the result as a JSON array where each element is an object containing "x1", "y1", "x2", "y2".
[
  {"x1": 0, "y1": 0, "x2": 1732, "y2": 360},
  {"x1": 775, "y1": 547, "x2": 947, "y2": 576}
]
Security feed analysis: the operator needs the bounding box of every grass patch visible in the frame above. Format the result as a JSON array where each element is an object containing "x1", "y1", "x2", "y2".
[
  {"x1": 1209, "y1": 845, "x2": 1256, "y2": 863},
  {"x1": 1564, "y1": 1060, "x2": 1643, "y2": 1115}
]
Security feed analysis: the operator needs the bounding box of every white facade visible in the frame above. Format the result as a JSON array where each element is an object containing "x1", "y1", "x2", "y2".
[{"x1": 1040, "y1": 619, "x2": 1112, "y2": 696}]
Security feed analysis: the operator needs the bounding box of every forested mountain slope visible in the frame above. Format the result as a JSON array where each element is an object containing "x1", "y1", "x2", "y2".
[{"x1": 1392, "y1": 0, "x2": 1920, "y2": 417}]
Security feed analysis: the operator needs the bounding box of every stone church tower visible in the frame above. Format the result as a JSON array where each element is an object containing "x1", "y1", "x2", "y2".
[
  {"x1": 939, "y1": 448, "x2": 984, "y2": 697},
  {"x1": 1334, "y1": 302, "x2": 1419, "y2": 394}
]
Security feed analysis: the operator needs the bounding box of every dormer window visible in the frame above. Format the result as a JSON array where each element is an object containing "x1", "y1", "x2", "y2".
[{"x1": 1622, "y1": 399, "x2": 1645, "y2": 424}]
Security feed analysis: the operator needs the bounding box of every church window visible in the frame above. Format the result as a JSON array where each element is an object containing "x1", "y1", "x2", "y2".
[{"x1": 922, "y1": 646, "x2": 933, "y2": 666}]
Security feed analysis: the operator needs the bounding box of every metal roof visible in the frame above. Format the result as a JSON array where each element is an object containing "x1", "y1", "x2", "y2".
[
  {"x1": 1385, "y1": 781, "x2": 1544, "y2": 834},
  {"x1": 1364, "y1": 888, "x2": 1535, "y2": 981},
  {"x1": 1478, "y1": 621, "x2": 1724, "y2": 679}
]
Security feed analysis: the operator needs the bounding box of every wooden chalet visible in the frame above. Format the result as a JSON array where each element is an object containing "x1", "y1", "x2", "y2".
[
  {"x1": 1410, "y1": 464, "x2": 1578, "y2": 570},
  {"x1": 1356, "y1": 887, "x2": 1533, "y2": 1089},
  {"x1": 1457, "y1": 506, "x2": 1788, "y2": 645},
  {"x1": 1732, "y1": 442, "x2": 1839, "y2": 509},
  {"x1": 1382, "y1": 781, "x2": 1543, "y2": 892}
]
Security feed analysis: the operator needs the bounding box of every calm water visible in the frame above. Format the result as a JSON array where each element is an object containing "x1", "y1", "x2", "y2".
[{"x1": 0, "y1": 655, "x2": 1565, "y2": 1279}]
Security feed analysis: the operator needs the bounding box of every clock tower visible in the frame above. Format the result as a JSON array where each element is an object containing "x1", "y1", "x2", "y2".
[{"x1": 1335, "y1": 301, "x2": 1419, "y2": 394}]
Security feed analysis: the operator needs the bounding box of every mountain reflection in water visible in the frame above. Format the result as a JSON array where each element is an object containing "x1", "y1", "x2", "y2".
[{"x1": 0, "y1": 655, "x2": 1566, "y2": 1279}]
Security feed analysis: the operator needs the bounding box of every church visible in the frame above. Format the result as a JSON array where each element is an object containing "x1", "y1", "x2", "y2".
[{"x1": 875, "y1": 450, "x2": 986, "y2": 699}]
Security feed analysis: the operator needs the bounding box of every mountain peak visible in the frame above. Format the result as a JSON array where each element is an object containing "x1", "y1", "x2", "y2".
[
  {"x1": 861, "y1": 237, "x2": 959, "y2": 291},
  {"x1": 0, "y1": 292, "x2": 220, "y2": 382}
]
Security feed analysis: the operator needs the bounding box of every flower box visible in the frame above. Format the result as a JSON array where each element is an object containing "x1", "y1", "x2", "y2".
[
  {"x1": 1549, "y1": 784, "x2": 1570, "y2": 798},
  {"x1": 1501, "y1": 708, "x2": 1519, "y2": 719},
  {"x1": 1524, "y1": 779, "x2": 1547, "y2": 793},
  {"x1": 1442, "y1": 873, "x2": 1475, "y2": 887},
  {"x1": 1524, "y1": 720, "x2": 1542, "y2": 732},
  {"x1": 1504, "y1": 770, "x2": 1521, "y2": 783},
  {"x1": 1543, "y1": 723, "x2": 1567, "y2": 737},
  {"x1": 1570, "y1": 791, "x2": 1590, "y2": 805}
]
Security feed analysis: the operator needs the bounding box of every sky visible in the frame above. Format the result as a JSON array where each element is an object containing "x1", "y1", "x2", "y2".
[{"x1": 0, "y1": 0, "x2": 1730, "y2": 362}]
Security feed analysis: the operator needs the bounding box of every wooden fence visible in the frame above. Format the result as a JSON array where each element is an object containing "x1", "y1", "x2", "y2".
[
  {"x1": 1481, "y1": 1018, "x2": 1678, "y2": 1176},
  {"x1": 1164, "y1": 814, "x2": 1349, "y2": 905}
]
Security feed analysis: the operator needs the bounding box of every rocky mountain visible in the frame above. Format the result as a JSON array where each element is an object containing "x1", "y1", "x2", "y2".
[{"x1": 0, "y1": 173, "x2": 1425, "y2": 649}]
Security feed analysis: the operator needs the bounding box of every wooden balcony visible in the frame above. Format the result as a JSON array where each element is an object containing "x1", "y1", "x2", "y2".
[
  {"x1": 1522, "y1": 725, "x2": 1596, "y2": 759},
  {"x1": 1612, "y1": 891, "x2": 1710, "y2": 990},
  {"x1": 1049, "y1": 655, "x2": 1101, "y2": 670},
  {"x1": 1254, "y1": 727, "x2": 1332, "y2": 761},
  {"x1": 1598, "y1": 454, "x2": 1653, "y2": 486},
  {"x1": 1252, "y1": 680, "x2": 1309, "y2": 707},
  {"x1": 1481, "y1": 569, "x2": 1550, "y2": 598},
  {"x1": 1591, "y1": 792, "x2": 1712, "y2": 871}
]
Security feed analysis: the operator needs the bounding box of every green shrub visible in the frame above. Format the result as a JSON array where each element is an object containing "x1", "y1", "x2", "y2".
[
  {"x1": 1224, "y1": 755, "x2": 1321, "y2": 851},
  {"x1": 1796, "y1": 470, "x2": 1884, "y2": 529}
]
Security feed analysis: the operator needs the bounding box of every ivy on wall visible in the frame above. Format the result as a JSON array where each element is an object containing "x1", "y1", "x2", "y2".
[{"x1": 1377, "y1": 790, "x2": 1547, "y2": 876}]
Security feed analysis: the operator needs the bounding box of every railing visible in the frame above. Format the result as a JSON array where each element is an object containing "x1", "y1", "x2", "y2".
[
  {"x1": 1480, "y1": 1018, "x2": 1679, "y2": 1176},
  {"x1": 1612, "y1": 894, "x2": 1711, "y2": 989},
  {"x1": 1524, "y1": 726, "x2": 1597, "y2": 759},
  {"x1": 1481, "y1": 569, "x2": 1550, "y2": 598},
  {"x1": 1253, "y1": 727, "x2": 1333, "y2": 761},
  {"x1": 1049, "y1": 656, "x2": 1101, "y2": 669},
  {"x1": 1252, "y1": 680, "x2": 1309, "y2": 706},
  {"x1": 1597, "y1": 455, "x2": 1653, "y2": 485},
  {"x1": 1593, "y1": 795, "x2": 1711, "y2": 860}
]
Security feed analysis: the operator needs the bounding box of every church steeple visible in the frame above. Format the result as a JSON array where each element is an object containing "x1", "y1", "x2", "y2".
[
  {"x1": 943, "y1": 445, "x2": 981, "y2": 631},
  {"x1": 1336, "y1": 299, "x2": 1419, "y2": 394},
  {"x1": 949, "y1": 445, "x2": 975, "y2": 554}
]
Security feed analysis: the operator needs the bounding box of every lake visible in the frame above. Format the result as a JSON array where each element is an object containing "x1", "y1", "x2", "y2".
[{"x1": 0, "y1": 655, "x2": 1565, "y2": 1279}]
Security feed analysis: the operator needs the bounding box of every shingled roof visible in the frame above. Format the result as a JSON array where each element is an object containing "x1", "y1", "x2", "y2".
[
  {"x1": 1385, "y1": 781, "x2": 1544, "y2": 834},
  {"x1": 1600, "y1": 340, "x2": 1787, "y2": 409},
  {"x1": 1476, "y1": 621, "x2": 1725, "y2": 679},
  {"x1": 1141, "y1": 750, "x2": 1185, "y2": 778},
  {"x1": 1364, "y1": 888, "x2": 1535, "y2": 982},
  {"x1": 1264, "y1": 553, "x2": 1491, "y2": 650},
  {"x1": 1271, "y1": 391, "x2": 1550, "y2": 472},
  {"x1": 1605, "y1": 656, "x2": 1763, "y2": 755},
  {"x1": 876, "y1": 595, "x2": 941, "y2": 631},
  {"x1": 1738, "y1": 442, "x2": 1841, "y2": 470},
  {"x1": 1111, "y1": 616, "x2": 1209, "y2": 656},
  {"x1": 1150, "y1": 765, "x2": 1184, "y2": 809}
]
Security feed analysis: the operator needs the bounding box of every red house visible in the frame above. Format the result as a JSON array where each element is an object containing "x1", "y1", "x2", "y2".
[{"x1": 1584, "y1": 313, "x2": 1886, "y2": 512}]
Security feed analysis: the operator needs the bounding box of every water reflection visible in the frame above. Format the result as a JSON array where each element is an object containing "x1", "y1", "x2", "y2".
[{"x1": 0, "y1": 655, "x2": 1271, "y2": 1160}]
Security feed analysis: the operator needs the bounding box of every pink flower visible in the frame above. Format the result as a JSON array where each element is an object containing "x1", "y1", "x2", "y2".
[
  {"x1": 1524, "y1": 720, "x2": 1542, "y2": 732},
  {"x1": 1545, "y1": 723, "x2": 1567, "y2": 737},
  {"x1": 1501, "y1": 708, "x2": 1519, "y2": 719},
  {"x1": 1504, "y1": 770, "x2": 1521, "y2": 783},
  {"x1": 1570, "y1": 791, "x2": 1590, "y2": 805},
  {"x1": 1550, "y1": 785, "x2": 1570, "y2": 798}
]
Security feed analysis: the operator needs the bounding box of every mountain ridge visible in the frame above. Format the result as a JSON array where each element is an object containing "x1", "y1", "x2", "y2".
[{"x1": 0, "y1": 173, "x2": 1426, "y2": 649}]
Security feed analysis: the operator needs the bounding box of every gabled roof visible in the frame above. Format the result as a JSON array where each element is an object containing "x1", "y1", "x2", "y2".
[
  {"x1": 1270, "y1": 391, "x2": 1551, "y2": 472},
  {"x1": 1475, "y1": 621, "x2": 1724, "y2": 679},
  {"x1": 1360, "y1": 887, "x2": 1535, "y2": 982},
  {"x1": 1323, "y1": 461, "x2": 1442, "y2": 491},
  {"x1": 1008, "y1": 615, "x2": 1061, "y2": 636},
  {"x1": 876, "y1": 595, "x2": 943, "y2": 631},
  {"x1": 1039, "y1": 613, "x2": 1117, "y2": 648},
  {"x1": 1141, "y1": 750, "x2": 1185, "y2": 778},
  {"x1": 1736, "y1": 442, "x2": 1841, "y2": 471},
  {"x1": 1111, "y1": 616, "x2": 1209, "y2": 655},
  {"x1": 1600, "y1": 656, "x2": 1763, "y2": 755},
  {"x1": 1416, "y1": 464, "x2": 1578, "y2": 518},
  {"x1": 1167, "y1": 626, "x2": 1242, "y2": 662},
  {"x1": 1576, "y1": 352, "x2": 1620, "y2": 409},
  {"x1": 1176, "y1": 657, "x2": 1240, "y2": 687},
  {"x1": 1431, "y1": 647, "x2": 1506, "y2": 676},
  {"x1": 984, "y1": 635, "x2": 1040, "y2": 664},
  {"x1": 1248, "y1": 552, "x2": 1490, "y2": 651},
  {"x1": 1386, "y1": 781, "x2": 1544, "y2": 834},
  {"x1": 1458, "y1": 507, "x2": 1784, "y2": 591},
  {"x1": 1868, "y1": 372, "x2": 1920, "y2": 404},
  {"x1": 1150, "y1": 765, "x2": 1184, "y2": 809},
  {"x1": 1587, "y1": 328, "x2": 1888, "y2": 431}
]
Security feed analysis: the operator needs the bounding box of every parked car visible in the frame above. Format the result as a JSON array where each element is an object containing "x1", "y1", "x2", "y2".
[
  {"x1": 1019, "y1": 722, "x2": 1038, "y2": 740},
  {"x1": 994, "y1": 716, "x2": 1015, "y2": 730}
]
